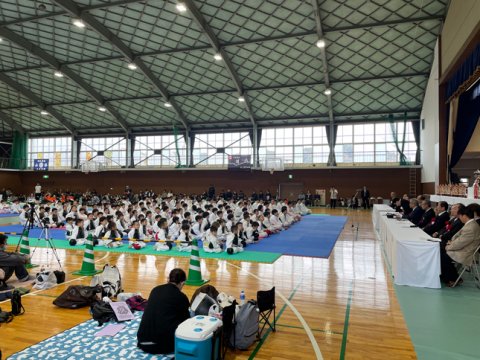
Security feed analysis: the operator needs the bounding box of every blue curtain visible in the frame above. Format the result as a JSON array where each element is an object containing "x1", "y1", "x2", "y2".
[
  {"x1": 446, "y1": 43, "x2": 480, "y2": 99},
  {"x1": 449, "y1": 83, "x2": 480, "y2": 170}
]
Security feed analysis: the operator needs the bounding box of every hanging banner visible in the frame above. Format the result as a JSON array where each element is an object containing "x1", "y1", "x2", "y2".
[
  {"x1": 54, "y1": 152, "x2": 62, "y2": 167},
  {"x1": 33, "y1": 159, "x2": 49, "y2": 171},
  {"x1": 86, "y1": 151, "x2": 92, "y2": 161}
]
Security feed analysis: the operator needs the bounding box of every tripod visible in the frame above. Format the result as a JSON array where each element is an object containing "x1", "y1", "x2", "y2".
[{"x1": 16, "y1": 203, "x2": 63, "y2": 270}]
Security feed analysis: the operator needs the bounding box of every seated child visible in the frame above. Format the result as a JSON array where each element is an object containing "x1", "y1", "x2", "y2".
[
  {"x1": 203, "y1": 224, "x2": 222, "y2": 253},
  {"x1": 245, "y1": 221, "x2": 260, "y2": 243},
  {"x1": 225, "y1": 224, "x2": 245, "y2": 254},
  {"x1": 128, "y1": 220, "x2": 146, "y2": 249},
  {"x1": 176, "y1": 223, "x2": 192, "y2": 252},
  {"x1": 154, "y1": 218, "x2": 172, "y2": 251},
  {"x1": 69, "y1": 219, "x2": 86, "y2": 246}
]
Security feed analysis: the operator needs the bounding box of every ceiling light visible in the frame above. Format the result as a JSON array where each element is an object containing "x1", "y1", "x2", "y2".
[
  {"x1": 0, "y1": 38, "x2": 3, "y2": 43},
  {"x1": 164, "y1": 102, "x2": 172, "y2": 108},
  {"x1": 316, "y1": 39, "x2": 326, "y2": 48},
  {"x1": 40, "y1": 110, "x2": 49, "y2": 116},
  {"x1": 324, "y1": 88, "x2": 332, "y2": 96},
  {"x1": 213, "y1": 53, "x2": 222, "y2": 61},
  {"x1": 238, "y1": 96, "x2": 245, "y2": 102},
  {"x1": 72, "y1": 19, "x2": 85, "y2": 28},
  {"x1": 127, "y1": 63, "x2": 137, "y2": 70},
  {"x1": 54, "y1": 71, "x2": 64, "y2": 78},
  {"x1": 98, "y1": 106, "x2": 107, "y2": 112},
  {"x1": 176, "y1": 2, "x2": 187, "y2": 12}
]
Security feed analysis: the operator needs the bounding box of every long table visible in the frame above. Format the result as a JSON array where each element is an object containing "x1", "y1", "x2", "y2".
[
  {"x1": 372, "y1": 204, "x2": 441, "y2": 288},
  {"x1": 430, "y1": 194, "x2": 480, "y2": 205}
]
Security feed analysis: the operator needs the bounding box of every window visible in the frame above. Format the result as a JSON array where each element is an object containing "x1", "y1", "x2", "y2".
[
  {"x1": 259, "y1": 126, "x2": 329, "y2": 165},
  {"x1": 134, "y1": 135, "x2": 187, "y2": 167},
  {"x1": 335, "y1": 122, "x2": 417, "y2": 164},
  {"x1": 79, "y1": 137, "x2": 126, "y2": 167},
  {"x1": 193, "y1": 132, "x2": 252, "y2": 166},
  {"x1": 27, "y1": 137, "x2": 72, "y2": 169}
]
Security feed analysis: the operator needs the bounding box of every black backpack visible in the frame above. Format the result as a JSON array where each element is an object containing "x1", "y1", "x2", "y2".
[
  {"x1": 53, "y1": 285, "x2": 102, "y2": 309},
  {"x1": 11, "y1": 289, "x2": 25, "y2": 316},
  {"x1": 91, "y1": 301, "x2": 117, "y2": 326}
]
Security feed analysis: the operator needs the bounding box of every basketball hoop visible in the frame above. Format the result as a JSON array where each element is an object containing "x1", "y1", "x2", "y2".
[
  {"x1": 262, "y1": 157, "x2": 284, "y2": 173},
  {"x1": 81, "y1": 161, "x2": 103, "y2": 174},
  {"x1": 269, "y1": 168, "x2": 275, "y2": 175}
]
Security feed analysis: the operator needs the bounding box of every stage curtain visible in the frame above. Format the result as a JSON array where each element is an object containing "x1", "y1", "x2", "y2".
[{"x1": 9, "y1": 131, "x2": 27, "y2": 169}]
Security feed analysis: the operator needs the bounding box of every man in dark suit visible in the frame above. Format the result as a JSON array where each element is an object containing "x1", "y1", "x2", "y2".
[
  {"x1": 137, "y1": 268, "x2": 190, "y2": 355},
  {"x1": 434, "y1": 203, "x2": 464, "y2": 242},
  {"x1": 361, "y1": 186, "x2": 370, "y2": 209},
  {"x1": 401, "y1": 194, "x2": 412, "y2": 215},
  {"x1": 423, "y1": 201, "x2": 450, "y2": 235},
  {"x1": 418, "y1": 200, "x2": 435, "y2": 228},
  {"x1": 403, "y1": 199, "x2": 424, "y2": 225}
]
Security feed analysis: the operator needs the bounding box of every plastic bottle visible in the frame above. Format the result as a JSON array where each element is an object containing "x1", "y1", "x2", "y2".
[{"x1": 240, "y1": 290, "x2": 245, "y2": 305}]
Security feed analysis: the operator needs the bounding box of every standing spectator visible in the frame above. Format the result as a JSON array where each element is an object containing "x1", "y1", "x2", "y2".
[
  {"x1": 361, "y1": 186, "x2": 371, "y2": 209},
  {"x1": 330, "y1": 187, "x2": 338, "y2": 209},
  {"x1": 305, "y1": 190, "x2": 312, "y2": 207},
  {"x1": 207, "y1": 184, "x2": 215, "y2": 199},
  {"x1": 35, "y1": 183, "x2": 42, "y2": 200}
]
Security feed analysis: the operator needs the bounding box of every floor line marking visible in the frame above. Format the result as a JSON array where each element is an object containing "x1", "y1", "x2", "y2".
[
  {"x1": 276, "y1": 323, "x2": 344, "y2": 335},
  {"x1": 339, "y1": 282, "x2": 354, "y2": 360},
  {"x1": 248, "y1": 279, "x2": 302, "y2": 360},
  {"x1": 227, "y1": 262, "x2": 324, "y2": 360}
]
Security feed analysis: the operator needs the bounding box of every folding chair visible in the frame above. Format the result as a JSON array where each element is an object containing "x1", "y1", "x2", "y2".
[
  {"x1": 452, "y1": 244, "x2": 480, "y2": 288},
  {"x1": 221, "y1": 300, "x2": 237, "y2": 358},
  {"x1": 257, "y1": 287, "x2": 276, "y2": 336}
]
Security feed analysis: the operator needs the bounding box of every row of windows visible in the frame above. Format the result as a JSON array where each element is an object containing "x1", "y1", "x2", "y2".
[{"x1": 26, "y1": 124, "x2": 418, "y2": 169}]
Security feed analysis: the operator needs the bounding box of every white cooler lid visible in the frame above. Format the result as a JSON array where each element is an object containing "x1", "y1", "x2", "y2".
[{"x1": 175, "y1": 316, "x2": 223, "y2": 341}]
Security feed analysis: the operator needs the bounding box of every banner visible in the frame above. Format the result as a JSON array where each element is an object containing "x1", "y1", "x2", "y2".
[
  {"x1": 33, "y1": 159, "x2": 49, "y2": 171},
  {"x1": 228, "y1": 155, "x2": 251, "y2": 170},
  {"x1": 54, "y1": 152, "x2": 62, "y2": 167},
  {"x1": 86, "y1": 151, "x2": 92, "y2": 161}
]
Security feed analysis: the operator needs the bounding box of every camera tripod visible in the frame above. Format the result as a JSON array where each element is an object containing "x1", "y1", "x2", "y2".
[{"x1": 15, "y1": 203, "x2": 63, "y2": 270}]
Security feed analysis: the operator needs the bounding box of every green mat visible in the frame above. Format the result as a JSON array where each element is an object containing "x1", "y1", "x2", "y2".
[{"x1": 7, "y1": 236, "x2": 282, "y2": 264}]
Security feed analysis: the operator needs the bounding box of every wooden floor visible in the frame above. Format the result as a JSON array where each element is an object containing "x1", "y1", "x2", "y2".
[{"x1": 0, "y1": 208, "x2": 416, "y2": 360}]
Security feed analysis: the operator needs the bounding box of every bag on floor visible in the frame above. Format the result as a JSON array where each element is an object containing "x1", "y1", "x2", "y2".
[
  {"x1": 33, "y1": 270, "x2": 57, "y2": 290},
  {"x1": 191, "y1": 293, "x2": 219, "y2": 316},
  {"x1": 11, "y1": 289, "x2": 25, "y2": 316},
  {"x1": 190, "y1": 284, "x2": 219, "y2": 305},
  {"x1": 53, "y1": 285, "x2": 102, "y2": 309},
  {"x1": 90, "y1": 264, "x2": 122, "y2": 298},
  {"x1": 231, "y1": 300, "x2": 259, "y2": 350},
  {"x1": 0, "y1": 307, "x2": 13, "y2": 324},
  {"x1": 54, "y1": 270, "x2": 66, "y2": 284},
  {"x1": 91, "y1": 300, "x2": 117, "y2": 326},
  {"x1": 126, "y1": 295, "x2": 148, "y2": 311}
]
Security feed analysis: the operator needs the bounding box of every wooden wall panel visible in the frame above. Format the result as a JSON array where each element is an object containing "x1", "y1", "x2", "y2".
[{"x1": 10, "y1": 167, "x2": 421, "y2": 200}]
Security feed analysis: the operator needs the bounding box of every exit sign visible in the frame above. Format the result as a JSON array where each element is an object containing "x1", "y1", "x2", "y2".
[{"x1": 43, "y1": 175, "x2": 49, "y2": 179}]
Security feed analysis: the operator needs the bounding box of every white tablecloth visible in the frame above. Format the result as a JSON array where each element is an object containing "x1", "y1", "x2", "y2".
[
  {"x1": 430, "y1": 195, "x2": 480, "y2": 205},
  {"x1": 372, "y1": 204, "x2": 395, "y2": 232},
  {"x1": 373, "y1": 207, "x2": 441, "y2": 289}
]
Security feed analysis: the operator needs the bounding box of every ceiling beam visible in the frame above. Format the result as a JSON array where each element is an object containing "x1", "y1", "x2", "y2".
[
  {"x1": 182, "y1": 0, "x2": 256, "y2": 126},
  {"x1": 311, "y1": 0, "x2": 335, "y2": 166},
  {"x1": 0, "y1": 27, "x2": 130, "y2": 133},
  {"x1": 0, "y1": 73, "x2": 76, "y2": 135},
  {"x1": 0, "y1": 109, "x2": 26, "y2": 134},
  {"x1": 0, "y1": 0, "x2": 147, "y2": 27},
  {"x1": 52, "y1": 0, "x2": 189, "y2": 130}
]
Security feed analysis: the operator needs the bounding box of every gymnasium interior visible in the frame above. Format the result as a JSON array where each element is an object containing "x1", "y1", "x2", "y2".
[{"x1": 0, "y1": 0, "x2": 479, "y2": 359}]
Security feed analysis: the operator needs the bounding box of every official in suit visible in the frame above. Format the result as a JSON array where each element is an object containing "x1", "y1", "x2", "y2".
[
  {"x1": 440, "y1": 207, "x2": 480, "y2": 286},
  {"x1": 403, "y1": 199, "x2": 424, "y2": 225},
  {"x1": 418, "y1": 200, "x2": 435, "y2": 228},
  {"x1": 400, "y1": 194, "x2": 412, "y2": 215},
  {"x1": 137, "y1": 268, "x2": 190, "y2": 354},
  {"x1": 361, "y1": 186, "x2": 370, "y2": 209},
  {"x1": 434, "y1": 203, "x2": 464, "y2": 242},
  {"x1": 423, "y1": 201, "x2": 450, "y2": 235}
]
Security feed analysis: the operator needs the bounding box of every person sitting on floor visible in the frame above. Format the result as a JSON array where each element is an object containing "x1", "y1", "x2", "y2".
[
  {"x1": 0, "y1": 234, "x2": 32, "y2": 290},
  {"x1": 440, "y1": 206, "x2": 480, "y2": 287},
  {"x1": 203, "y1": 224, "x2": 222, "y2": 253},
  {"x1": 128, "y1": 220, "x2": 146, "y2": 249},
  {"x1": 154, "y1": 218, "x2": 171, "y2": 251},
  {"x1": 137, "y1": 268, "x2": 190, "y2": 355},
  {"x1": 69, "y1": 219, "x2": 86, "y2": 246},
  {"x1": 225, "y1": 224, "x2": 245, "y2": 254},
  {"x1": 176, "y1": 223, "x2": 192, "y2": 252}
]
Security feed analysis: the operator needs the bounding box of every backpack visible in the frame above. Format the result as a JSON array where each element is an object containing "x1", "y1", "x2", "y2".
[
  {"x1": 53, "y1": 285, "x2": 102, "y2": 309},
  {"x1": 231, "y1": 300, "x2": 259, "y2": 350},
  {"x1": 33, "y1": 271, "x2": 57, "y2": 290},
  {"x1": 90, "y1": 264, "x2": 122, "y2": 298},
  {"x1": 11, "y1": 289, "x2": 25, "y2": 316},
  {"x1": 91, "y1": 301, "x2": 117, "y2": 326},
  {"x1": 190, "y1": 284, "x2": 219, "y2": 306},
  {"x1": 0, "y1": 306, "x2": 13, "y2": 324},
  {"x1": 126, "y1": 295, "x2": 148, "y2": 311}
]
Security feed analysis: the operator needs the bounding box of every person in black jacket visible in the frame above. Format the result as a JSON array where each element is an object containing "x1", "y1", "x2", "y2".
[
  {"x1": 137, "y1": 268, "x2": 190, "y2": 355},
  {"x1": 418, "y1": 200, "x2": 435, "y2": 228},
  {"x1": 434, "y1": 203, "x2": 464, "y2": 242},
  {"x1": 0, "y1": 234, "x2": 31, "y2": 290},
  {"x1": 403, "y1": 199, "x2": 424, "y2": 225},
  {"x1": 423, "y1": 201, "x2": 450, "y2": 235}
]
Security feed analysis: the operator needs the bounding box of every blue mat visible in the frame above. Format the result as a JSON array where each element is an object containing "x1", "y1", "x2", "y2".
[
  {"x1": 0, "y1": 213, "x2": 18, "y2": 218},
  {"x1": 248, "y1": 215, "x2": 347, "y2": 258},
  {"x1": 0, "y1": 224, "x2": 66, "y2": 239},
  {"x1": 7, "y1": 311, "x2": 173, "y2": 360}
]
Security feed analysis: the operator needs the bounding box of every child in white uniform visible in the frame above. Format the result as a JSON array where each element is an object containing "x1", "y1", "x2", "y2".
[
  {"x1": 154, "y1": 218, "x2": 171, "y2": 251},
  {"x1": 225, "y1": 224, "x2": 245, "y2": 254},
  {"x1": 203, "y1": 224, "x2": 222, "y2": 253},
  {"x1": 176, "y1": 224, "x2": 192, "y2": 252}
]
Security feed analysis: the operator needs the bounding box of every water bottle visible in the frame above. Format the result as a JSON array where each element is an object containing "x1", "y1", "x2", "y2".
[{"x1": 240, "y1": 290, "x2": 245, "y2": 305}]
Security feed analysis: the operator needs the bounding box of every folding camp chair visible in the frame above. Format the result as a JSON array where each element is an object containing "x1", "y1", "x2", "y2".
[
  {"x1": 452, "y1": 244, "x2": 480, "y2": 288},
  {"x1": 257, "y1": 287, "x2": 276, "y2": 336},
  {"x1": 221, "y1": 300, "x2": 237, "y2": 358}
]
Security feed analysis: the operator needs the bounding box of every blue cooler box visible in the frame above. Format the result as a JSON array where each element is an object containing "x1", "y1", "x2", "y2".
[{"x1": 175, "y1": 315, "x2": 223, "y2": 360}]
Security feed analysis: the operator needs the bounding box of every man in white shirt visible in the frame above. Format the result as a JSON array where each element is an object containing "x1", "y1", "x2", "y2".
[
  {"x1": 330, "y1": 187, "x2": 338, "y2": 209},
  {"x1": 35, "y1": 183, "x2": 42, "y2": 200}
]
